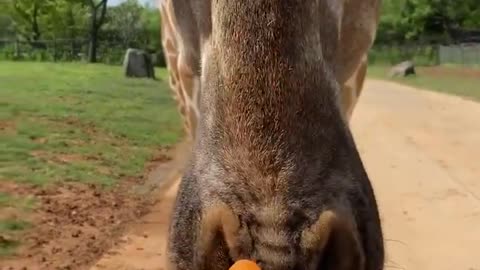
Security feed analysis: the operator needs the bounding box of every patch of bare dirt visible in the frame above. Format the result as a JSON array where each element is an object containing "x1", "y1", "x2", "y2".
[
  {"x1": 30, "y1": 151, "x2": 93, "y2": 165},
  {"x1": 0, "y1": 120, "x2": 17, "y2": 135},
  {"x1": 144, "y1": 148, "x2": 172, "y2": 174},
  {"x1": 0, "y1": 180, "x2": 150, "y2": 270},
  {"x1": 0, "y1": 146, "x2": 176, "y2": 270}
]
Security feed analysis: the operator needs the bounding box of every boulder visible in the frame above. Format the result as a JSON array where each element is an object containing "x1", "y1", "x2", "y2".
[
  {"x1": 389, "y1": 61, "x2": 415, "y2": 77},
  {"x1": 123, "y1": 48, "x2": 155, "y2": 79}
]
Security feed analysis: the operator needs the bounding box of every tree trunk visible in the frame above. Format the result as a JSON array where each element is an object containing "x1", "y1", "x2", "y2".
[
  {"x1": 89, "y1": 30, "x2": 98, "y2": 63},
  {"x1": 88, "y1": 0, "x2": 108, "y2": 63},
  {"x1": 32, "y1": 3, "x2": 40, "y2": 42},
  {"x1": 88, "y1": 7, "x2": 98, "y2": 63},
  {"x1": 30, "y1": 2, "x2": 45, "y2": 49}
]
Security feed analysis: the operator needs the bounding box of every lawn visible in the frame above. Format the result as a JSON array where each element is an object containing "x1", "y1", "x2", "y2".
[
  {"x1": 367, "y1": 64, "x2": 480, "y2": 101},
  {"x1": 0, "y1": 61, "x2": 182, "y2": 256}
]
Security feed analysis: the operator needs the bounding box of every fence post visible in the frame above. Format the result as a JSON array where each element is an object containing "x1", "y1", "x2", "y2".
[
  {"x1": 473, "y1": 45, "x2": 480, "y2": 67},
  {"x1": 14, "y1": 38, "x2": 20, "y2": 59},
  {"x1": 71, "y1": 39, "x2": 75, "y2": 61},
  {"x1": 53, "y1": 38, "x2": 57, "y2": 62}
]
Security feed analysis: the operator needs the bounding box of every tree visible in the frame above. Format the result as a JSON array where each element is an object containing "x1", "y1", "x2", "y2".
[
  {"x1": 1, "y1": 0, "x2": 88, "y2": 41},
  {"x1": 375, "y1": 0, "x2": 409, "y2": 43},
  {"x1": 0, "y1": 13, "x2": 15, "y2": 39},
  {"x1": 87, "y1": 0, "x2": 108, "y2": 63},
  {"x1": 376, "y1": 0, "x2": 480, "y2": 44},
  {"x1": 105, "y1": 0, "x2": 143, "y2": 47},
  {"x1": 43, "y1": 0, "x2": 88, "y2": 40},
  {"x1": 6, "y1": 0, "x2": 55, "y2": 43},
  {"x1": 141, "y1": 4, "x2": 161, "y2": 45}
]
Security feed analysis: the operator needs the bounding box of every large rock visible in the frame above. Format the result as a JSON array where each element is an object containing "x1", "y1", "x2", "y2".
[
  {"x1": 123, "y1": 48, "x2": 155, "y2": 79},
  {"x1": 389, "y1": 61, "x2": 416, "y2": 77}
]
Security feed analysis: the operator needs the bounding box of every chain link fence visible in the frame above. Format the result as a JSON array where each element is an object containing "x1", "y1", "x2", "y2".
[
  {"x1": 0, "y1": 38, "x2": 166, "y2": 66},
  {"x1": 438, "y1": 44, "x2": 480, "y2": 67},
  {"x1": 369, "y1": 43, "x2": 480, "y2": 67},
  {"x1": 2, "y1": 38, "x2": 479, "y2": 69}
]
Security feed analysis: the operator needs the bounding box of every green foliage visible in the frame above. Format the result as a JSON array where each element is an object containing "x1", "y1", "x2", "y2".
[
  {"x1": 104, "y1": 0, "x2": 143, "y2": 46},
  {"x1": 0, "y1": 13, "x2": 16, "y2": 39},
  {"x1": 42, "y1": 0, "x2": 89, "y2": 40},
  {"x1": 141, "y1": 4, "x2": 163, "y2": 50},
  {"x1": 376, "y1": 0, "x2": 480, "y2": 44},
  {"x1": 0, "y1": 0, "x2": 88, "y2": 41},
  {"x1": 102, "y1": 0, "x2": 163, "y2": 63},
  {"x1": 0, "y1": 0, "x2": 165, "y2": 66}
]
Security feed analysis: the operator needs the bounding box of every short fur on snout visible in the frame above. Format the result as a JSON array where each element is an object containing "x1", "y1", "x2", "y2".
[{"x1": 165, "y1": 0, "x2": 384, "y2": 270}]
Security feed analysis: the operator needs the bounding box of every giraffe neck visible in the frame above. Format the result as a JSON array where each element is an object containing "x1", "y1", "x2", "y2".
[{"x1": 160, "y1": 0, "x2": 201, "y2": 140}]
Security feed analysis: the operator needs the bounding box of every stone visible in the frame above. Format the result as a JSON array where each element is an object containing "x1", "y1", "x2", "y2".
[
  {"x1": 389, "y1": 60, "x2": 416, "y2": 77},
  {"x1": 123, "y1": 48, "x2": 155, "y2": 79}
]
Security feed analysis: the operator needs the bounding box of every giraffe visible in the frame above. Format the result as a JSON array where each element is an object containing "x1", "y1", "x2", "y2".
[
  {"x1": 159, "y1": 0, "x2": 380, "y2": 140},
  {"x1": 161, "y1": 0, "x2": 384, "y2": 269}
]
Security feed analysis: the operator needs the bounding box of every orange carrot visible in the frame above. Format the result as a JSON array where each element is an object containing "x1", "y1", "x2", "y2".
[{"x1": 229, "y1": 260, "x2": 261, "y2": 270}]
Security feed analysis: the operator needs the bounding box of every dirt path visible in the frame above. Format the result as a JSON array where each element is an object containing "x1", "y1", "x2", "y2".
[{"x1": 91, "y1": 79, "x2": 480, "y2": 270}]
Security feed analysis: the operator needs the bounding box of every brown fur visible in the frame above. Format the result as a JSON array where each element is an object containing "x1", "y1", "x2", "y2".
[
  {"x1": 159, "y1": 0, "x2": 380, "y2": 137},
  {"x1": 341, "y1": 57, "x2": 369, "y2": 119},
  {"x1": 166, "y1": 0, "x2": 384, "y2": 270}
]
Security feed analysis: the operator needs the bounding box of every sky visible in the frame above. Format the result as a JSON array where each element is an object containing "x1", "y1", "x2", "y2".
[{"x1": 108, "y1": 0, "x2": 156, "y2": 7}]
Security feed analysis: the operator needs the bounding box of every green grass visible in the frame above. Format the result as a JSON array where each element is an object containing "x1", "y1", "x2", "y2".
[
  {"x1": 0, "y1": 192, "x2": 36, "y2": 255},
  {"x1": 0, "y1": 61, "x2": 182, "y2": 255},
  {"x1": 0, "y1": 192, "x2": 36, "y2": 210},
  {"x1": 0, "y1": 61, "x2": 182, "y2": 186},
  {"x1": 0, "y1": 237, "x2": 20, "y2": 257},
  {"x1": 0, "y1": 218, "x2": 30, "y2": 257},
  {"x1": 0, "y1": 219, "x2": 31, "y2": 232},
  {"x1": 367, "y1": 64, "x2": 480, "y2": 101}
]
